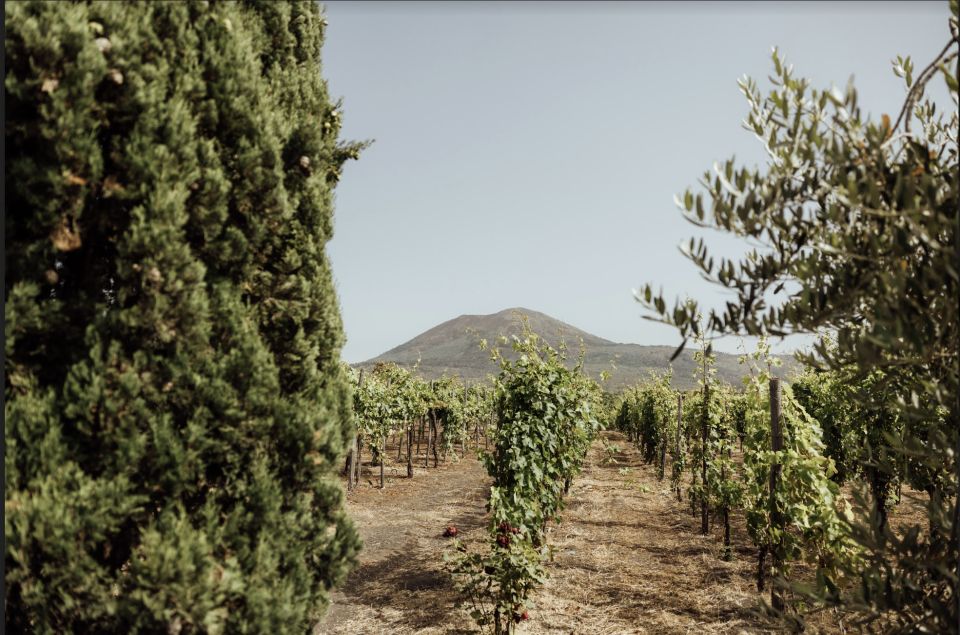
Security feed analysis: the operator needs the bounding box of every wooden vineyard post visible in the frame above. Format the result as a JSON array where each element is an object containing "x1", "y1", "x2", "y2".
[
  {"x1": 461, "y1": 385, "x2": 468, "y2": 455},
  {"x1": 380, "y1": 377, "x2": 391, "y2": 490},
  {"x1": 416, "y1": 417, "x2": 423, "y2": 457},
  {"x1": 347, "y1": 369, "x2": 363, "y2": 491},
  {"x1": 675, "y1": 394, "x2": 683, "y2": 501},
  {"x1": 769, "y1": 377, "x2": 785, "y2": 612},
  {"x1": 485, "y1": 413, "x2": 491, "y2": 450},
  {"x1": 345, "y1": 442, "x2": 355, "y2": 491},
  {"x1": 424, "y1": 410, "x2": 432, "y2": 469},
  {"x1": 439, "y1": 412, "x2": 447, "y2": 463},
  {"x1": 432, "y1": 410, "x2": 440, "y2": 468},
  {"x1": 407, "y1": 420, "x2": 414, "y2": 477},
  {"x1": 721, "y1": 423, "x2": 731, "y2": 561},
  {"x1": 355, "y1": 437, "x2": 362, "y2": 486},
  {"x1": 427, "y1": 381, "x2": 436, "y2": 468},
  {"x1": 380, "y1": 433, "x2": 386, "y2": 489},
  {"x1": 473, "y1": 390, "x2": 480, "y2": 447},
  {"x1": 659, "y1": 416, "x2": 667, "y2": 481},
  {"x1": 701, "y1": 362, "x2": 710, "y2": 535}
]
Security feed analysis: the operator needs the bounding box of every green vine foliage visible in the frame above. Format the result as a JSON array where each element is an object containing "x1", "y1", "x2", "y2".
[
  {"x1": 791, "y1": 359, "x2": 953, "y2": 540},
  {"x1": 791, "y1": 364, "x2": 905, "y2": 515},
  {"x1": 463, "y1": 383, "x2": 497, "y2": 447},
  {"x1": 687, "y1": 335, "x2": 721, "y2": 515},
  {"x1": 447, "y1": 324, "x2": 602, "y2": 635},
  {"x1": 431, "y1": 375, "x2": 470, "y2": 458},
  {"x1": 639, "y1": 371, "x2": 674, "y2": 472},
  {"x1": 614, "y1": 388, "x2": 640, "y2": 445},
  {"x1": 615, "y1": 370, "x2": 677, "y2": 480},
  {"x1": 677, "y1": 385, "x2": 707, "y2": 516},
  {"x1": 790, "y1": 365, "x2": 852, "y2": 486},
  {"x1": 738, "y1": 341, "x2": 861, "y2": 592},
  {"x1": 706, "y1": 387, "x2": 742, "y2": 531},
  {"x1": 350, "y1": 363, "x2": 496, "y2": 483},
  {"x1": 351, "y1": 362, "x2": 431, "y2": 467}
]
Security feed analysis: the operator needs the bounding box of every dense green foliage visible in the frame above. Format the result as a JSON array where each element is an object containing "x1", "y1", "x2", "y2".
[
  {"x1": 737, "y1": 342, "x2": 859, "y2": 593},
  {"x1": 5, "y1": 2, "x2": 362, "y2": 631},
  {"x1": 352, "y1": 363, "x2": 427, "y2": 461},
  {"x1": 614, "y1": 373, "x2": 683, "y2": 492},
  {"x1": 448, "y1": 327, "x2": 603, "y2": 635},
  {"x1": 350, "y1": 362, "x2": 494, "y2": 484},
  {"x1": 617, "y1": 337, "x2": 856, "y2": 583},
  {"x1": 790, "y1": 358, "x2": 953, "y2": 563},
  {"x1": 636, "y1": 4, "x2": 959, "y2": 629}
]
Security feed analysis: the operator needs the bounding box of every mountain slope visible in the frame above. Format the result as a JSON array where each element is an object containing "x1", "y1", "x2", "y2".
[{"x1": 359, "y1": 307, "x2": 799, "y2": 390}]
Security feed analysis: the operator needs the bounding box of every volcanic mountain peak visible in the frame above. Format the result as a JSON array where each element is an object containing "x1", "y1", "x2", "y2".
[{"x1": 361, "y1": 308, "x2": 797, "y2": 390}]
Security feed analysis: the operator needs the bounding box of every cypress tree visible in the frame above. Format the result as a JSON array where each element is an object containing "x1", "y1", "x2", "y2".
[{"x1": 4, "y1": 1, "x2": 364, "y2": 632}]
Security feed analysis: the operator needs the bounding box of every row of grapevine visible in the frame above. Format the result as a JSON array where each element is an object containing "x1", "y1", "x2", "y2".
[
  {"x1": 791, "y1": 350, "x2": 952, "y2": 531},
  {"x1": 447, "y1": 328, "x2": 604, "y2": 635},
  {"x1": 614, "y1": 336, "x2": 860, "y2": 614},
  {"x1": 346, "y1": 362, "x2": 495, "y2": 489}
]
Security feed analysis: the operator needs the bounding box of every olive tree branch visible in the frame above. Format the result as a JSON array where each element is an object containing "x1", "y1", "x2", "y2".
[{"x1": 891, "y1": 36, "x2": 959, "y2": 135}]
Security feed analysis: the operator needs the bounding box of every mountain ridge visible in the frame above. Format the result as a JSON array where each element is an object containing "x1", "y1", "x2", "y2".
[{"x1": 358, "y1": 307, "x2": 799, "y2": 391}]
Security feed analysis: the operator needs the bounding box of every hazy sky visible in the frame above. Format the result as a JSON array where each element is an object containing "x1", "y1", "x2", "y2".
[{"x1": 320, "y1": 1, "x2": 953, "y2": 363}]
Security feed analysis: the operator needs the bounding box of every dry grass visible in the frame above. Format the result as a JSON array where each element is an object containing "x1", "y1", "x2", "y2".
[
  {"x1": 317, "y1": 440, "x2": 490, "y2": 635},
  {"x1": 316, "y1": 431, "x2": 929, "y2": 634},
  {"x1": 523, "y1": 432, "x2": 774, "y2": 635}
]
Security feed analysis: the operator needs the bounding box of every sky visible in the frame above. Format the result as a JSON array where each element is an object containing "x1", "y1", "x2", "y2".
[{"x1": 319, "y1": 1, "x2": 954, "y2": 363}]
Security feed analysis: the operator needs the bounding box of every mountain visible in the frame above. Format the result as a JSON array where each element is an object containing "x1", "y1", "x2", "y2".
[{"x1": 357, "y1": 308, "x2": 800, "y2": 391}]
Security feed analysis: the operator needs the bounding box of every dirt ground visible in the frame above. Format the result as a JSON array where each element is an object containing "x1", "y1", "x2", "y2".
[
  {"x1": 317, "y1": 437, "x2": 492, "y2": 635},
  {"x1": 315, "y1": 431, "x2": 917, "y2": 634}
]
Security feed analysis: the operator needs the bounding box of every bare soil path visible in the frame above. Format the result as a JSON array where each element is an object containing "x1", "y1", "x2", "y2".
[
  {"x1": 316, "y1": 432, "x2": 806, "y2": 634},
  {"x1": 316, "y1": 442, "x2": 492, "y2": 635}
]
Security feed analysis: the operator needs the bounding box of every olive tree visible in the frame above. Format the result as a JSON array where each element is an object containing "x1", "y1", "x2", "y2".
[{"x1": 636, "y1": 4, "x2": 958, "y2": 630}]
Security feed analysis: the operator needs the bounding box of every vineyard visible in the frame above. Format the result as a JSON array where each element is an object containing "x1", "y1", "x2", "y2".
[
  {"x1": 4, "y1": 1, "x2": 957, "y2": 634},
  {"x1": 321, "y1": 326, "x2": 941, "y2": 634}
]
